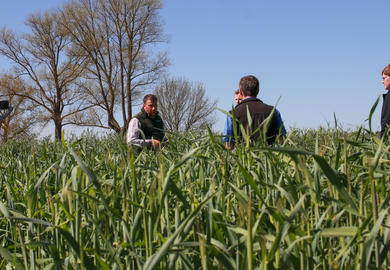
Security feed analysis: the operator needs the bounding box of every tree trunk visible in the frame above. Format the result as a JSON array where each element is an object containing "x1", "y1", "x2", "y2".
[
  {"x1": 108, "y1": 113, "x2": 121, "y2": 133},
  {"x1": 53, "y1": 114, "x2": 62, "y2": 141}
]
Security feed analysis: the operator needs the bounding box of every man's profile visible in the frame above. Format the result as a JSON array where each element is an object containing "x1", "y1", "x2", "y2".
[{"x1": 381, "y1": 64, "x2": 390, "y2": 137}]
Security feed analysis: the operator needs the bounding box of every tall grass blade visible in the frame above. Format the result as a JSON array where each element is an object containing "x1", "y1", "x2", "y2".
[{"x1": 143, "y1": 192, "x2": 216, "y2": 270}]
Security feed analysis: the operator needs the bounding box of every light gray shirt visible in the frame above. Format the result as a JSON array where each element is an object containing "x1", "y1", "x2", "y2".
[{"x1": 126, "y1": 118, "x2": 150, "y2": 147}]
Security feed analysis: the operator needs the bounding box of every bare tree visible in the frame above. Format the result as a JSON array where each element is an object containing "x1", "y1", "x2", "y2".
[
  {"x1": 0, "y1": 74, "x2": 40, "y2": 142},
  {"x1": 60, "y1": 0, "x2": 169, "y2": 133},
  {"x1": 0, "y1": 10, "x2": 94, "y2": 140},
  {"x1": 154, "y1": 77, "x2": 217, "y2": 133}
]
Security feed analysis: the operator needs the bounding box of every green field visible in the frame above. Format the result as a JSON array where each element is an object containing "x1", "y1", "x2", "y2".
[{"x1": 1, "y1": 127, "x2": 390, "y2": 269}]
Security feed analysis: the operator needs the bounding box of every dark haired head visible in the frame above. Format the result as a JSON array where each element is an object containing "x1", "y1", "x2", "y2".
[
  {"x1": 239, "y1": 75, "x2": 259, "y2": 97},
  {"x1": 143, "y1": 94, "x2": 157, "y2": 104}
]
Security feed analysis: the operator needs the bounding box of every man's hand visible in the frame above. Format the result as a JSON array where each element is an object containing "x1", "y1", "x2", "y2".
[
  {"x1": 225, "y1": 142, "x2": 234, "y2": 150},
  {"x1": 150, "y1": 139, "x2": 161, "y2": 147}
]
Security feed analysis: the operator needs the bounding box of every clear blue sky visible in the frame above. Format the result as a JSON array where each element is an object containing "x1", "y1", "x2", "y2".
[{"x1": 0, "y1": 0, "x2": 389, "y2": 134}]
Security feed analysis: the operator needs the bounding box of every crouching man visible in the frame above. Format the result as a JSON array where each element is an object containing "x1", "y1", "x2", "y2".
[{"x1": 126, "y1": 94, "x2": 165, "y2": 148}]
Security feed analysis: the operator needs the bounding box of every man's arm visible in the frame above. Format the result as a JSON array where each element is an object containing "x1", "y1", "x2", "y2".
[
  {"x1": 223, "y1": 115, "x2": 235, "y2": 149},
  {"x1": 127, "y1": 118, "x2": 152, "y2": 147},
  {"x1": 275, "y1": 109, "x2": 286, "y2": 143},
  {"x1": 275, "y1": 110, "x2": 286, "y2": 135}
]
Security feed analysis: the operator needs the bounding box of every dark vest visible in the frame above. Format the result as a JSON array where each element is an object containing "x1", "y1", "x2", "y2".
[
  {"x1": 234, "y1": 97, "x2": 278, "y2": 144},
  {"x1": 381, "y1": 92, "x2": 390, "y2": 137},
  {"x1": 134, "y1": 109, "x2": 165, "y2": 141}
]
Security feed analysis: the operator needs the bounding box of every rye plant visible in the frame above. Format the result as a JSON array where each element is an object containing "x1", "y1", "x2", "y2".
[{"x1": 0, "y1": 124, "x2": 390, "y2": 269}]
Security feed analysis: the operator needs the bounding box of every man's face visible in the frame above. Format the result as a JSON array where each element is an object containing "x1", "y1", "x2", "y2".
[
  {"x1": 234, "y1": 93, "x2": 242, "y2": 105},
  {"x1": 143, "y1": 99, "x2": 158, "y2": 117},
  {"x1": 383, "y1": 73, "x2": 390, "y2": 90}
]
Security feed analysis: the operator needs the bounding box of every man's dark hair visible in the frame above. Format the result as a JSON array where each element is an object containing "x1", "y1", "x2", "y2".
[
  {"x1": 383, "y1": 64, "x2": 390, "y2": 77},
  {"x1": 143, "y1": 94, "x2": 157, "y2": 104},
  {"x1": 239, "y1": 75, "x2": 259, "y2": 97}
]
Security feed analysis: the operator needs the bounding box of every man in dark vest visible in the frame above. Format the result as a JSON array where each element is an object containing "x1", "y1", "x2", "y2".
[
  {"x1": 381, "y1": 64, "x2": 390, "y2": 137},
  {"x1": 224, "y1": 75, "x2": 286, "y2": 148},
  {"x1": 127, "y1": 94, "x2": 165, "y2": 147}
]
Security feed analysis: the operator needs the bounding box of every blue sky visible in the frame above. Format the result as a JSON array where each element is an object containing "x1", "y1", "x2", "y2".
[
  {"x1": 0, "y1": 0, "x2": 389, "y2": 134},
  {"x1": 161, "y1": 0, "x2": 389, "y2": 132}
]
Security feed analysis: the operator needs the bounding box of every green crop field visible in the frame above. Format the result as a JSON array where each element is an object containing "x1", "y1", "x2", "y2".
[{"x1": 1, "y1": 126, "x2": 390, "y2": 269}]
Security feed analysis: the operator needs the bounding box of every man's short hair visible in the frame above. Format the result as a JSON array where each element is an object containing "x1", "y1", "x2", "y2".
[
  {"x1": 383, "y1": 64, "x2": 390, "y2": 76},
  {"x1": 239, "y1": 75, "x2": 259, "y2": 97},
  {"x1": 234, "y1": 89, "x2": 239, "y2": 95},
  {"x1": 143, "y1": 94, "x2": 157, "y2": 104}
]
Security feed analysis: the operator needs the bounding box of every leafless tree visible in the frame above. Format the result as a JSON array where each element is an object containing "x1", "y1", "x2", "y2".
[
  {"x1": 0, "y1": 10, "x2": 94, "y2": 140},
  {"x1": 60, "y1": 0, "x2": 169, "y2": 133},
  {"x1": 154, "y1": 77, "x2": 217, "y2": 133},
  {"x1": 0, "y1": 74, "x2": 40, "y2": 142}
]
